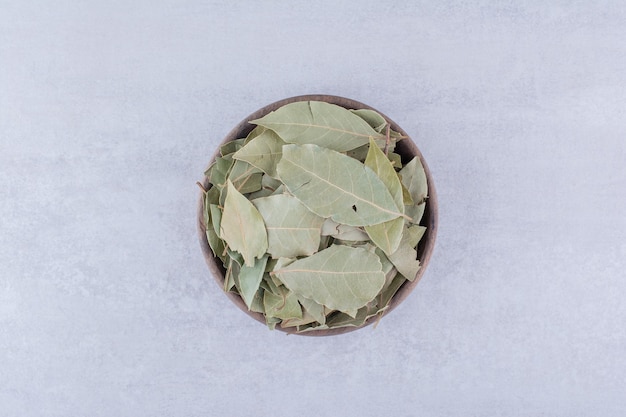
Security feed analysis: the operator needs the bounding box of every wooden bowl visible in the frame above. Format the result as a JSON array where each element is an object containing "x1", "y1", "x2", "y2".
[{"x1": 197, "y1": 95, "x2": 438, "y2": 336}]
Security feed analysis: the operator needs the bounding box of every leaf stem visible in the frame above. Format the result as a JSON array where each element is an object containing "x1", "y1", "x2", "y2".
[
  {"x1": 383, "y1": 124, "x2": 391, "y2": 156},
  {"x1": 196, "y1": 181, "x2": 208, "y2": 194}
]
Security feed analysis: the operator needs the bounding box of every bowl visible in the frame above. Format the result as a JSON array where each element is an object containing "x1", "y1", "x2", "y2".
[{"x1": 197, "y1": 94, "x2": 438, "y2": 336}]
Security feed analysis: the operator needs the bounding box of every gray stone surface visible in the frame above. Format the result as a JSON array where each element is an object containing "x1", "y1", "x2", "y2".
[{"x1": 2, "y1": 1, "x2": 626, "y2": 416}]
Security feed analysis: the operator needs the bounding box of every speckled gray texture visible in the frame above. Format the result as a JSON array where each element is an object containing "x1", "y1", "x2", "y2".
[{"x1": 1, "y1": 1, "x2": 626, "y2": 416}]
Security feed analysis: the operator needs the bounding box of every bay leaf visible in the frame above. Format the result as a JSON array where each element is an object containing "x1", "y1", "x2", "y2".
[
  {"x1": 224, "y1": 256, "x2": 239, "y2": 292},
  {"x1": 321, "y1": 218, "x2": 369, "y2": 241},
  {"x1": 277, "y1": 144, "x2": 405, "y2": 226},
  {"x1": 250, "y1": 101, "x2": 384, "y2": 152},
  {"x1": 298, "y1": 296, "x2": 326, "y2": 325},
  {"x1": 400, "y1": 180, "x2": 414, "y2": 206},
  {"x1": 232, "y1": 129, "x2": 285, "y2": 178},
  {"x1": 261, "y1": 173, "x2": 283, "y2": 191},
  {"x1": 364, "y1": 137, "x2": 403, "y2": 208},
  {"x1": 346, "y1": 144, "x2": 369, "y2": 163},
  {"x1": 227, "y1": 248, "x2": 244, "y2": 267},
  {"x1": 410, "y1": 202, "x2": 426, "y2": 226},
  {"x1": 264, "y1": 286, "x2": 303, "y2": 321},
  {"x1": 206, "y1": 154, "x2": 234, "y2": 189},
  {"x1": 264, "y1": 258, "x2": 278, "y2": 273},
  {"x1": 247, "y1": 187, "x2": 274, "y2": 200},
  {"x1": 244, "y1": 125, "x2": 266, "y2": 144},
  {"x1": 204, "y1": 187, "x2": 225, "y2": 260},
  {"x1": 270, "y1": 184, "x2": 286, "y2": 196},
  {"x1": 388, "y1": 152, "x2": 402, "y2": 168},
  {"x1": 377, "y1": 272, "x2": 405, "y2": 314},
  {"x1": 399, "y1": 157, "x2": 428, "y2": 223},
  {"x1": 388, "y1": 225, "x2": 426, "y2": 281},
  {"x1": 374, "y1": 247, "x2": 395, "y2": 276},
  {"x1": 252, "y1": 194, "x2": 324, "y2": 258},
  {"x1": 350, "y1": 108, "x2": 387, "y2": 132},
  {"x1": 209, "y1": 204, "x2": 222, "y2": 237},
  {"x1": 220, "y1": 138, "x2": 246, "y2": 156},
  {"x1": 297, "y1": 323, "x2": 329, "y2": 333},
  {"x1": 249, "y1": 286, "x2": 265, "y2": 314},
  {"x1": 266, "y1": 316, "x2": 281, "y2": 330},
  {"x1": 325, "y1": 309, "x2": 370, "y2": 329},
  {"x1": 220, "y1": 181, "x2": 268, "y2": 266},
  {"x1": 248, "y1": 173, "x2": 283, "y2": 200},
  {"x1": 273, "y1": 245, "x2": 385, "y2": 313},
  {"x1": 280, "y1": 313, "x2": 318, "y2": 328},
  {"x1": 227, "y1": 159, "x2": 263, "y2": 194},
  {"x1": 363, "y1": 137, "x2": 405, "y2": 255},
  {"x1": 233, "y1": 255, "x2": 268, "y2": 310},
  {"x1": 318, "y1": 234, "x2": 333, "y2": 252}
]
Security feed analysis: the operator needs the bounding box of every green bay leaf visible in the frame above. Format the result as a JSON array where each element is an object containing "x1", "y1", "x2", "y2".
[
  {"x1": 298, "y1": 297, "x2": 326, "y2": 325},
  {"x1": 273, "y1": 245, "x2": 385, "y2": 313},
  {"x1": 399, "y1": 157, "x2": 428, "y2": 223},
  {"x1": 277, "y1": 144, "x2": 405, "y2": 226},
  {"x1": 321, "y1": 218, "x2": 369, "y2": 241},
  {"x1": 206, "y1": 154, "x2": 234, "y2": 189},
  {"x1": 220, "y1": 181, "x2": 268, "y2": 266},
  {"x1": 220, "y1": 138, "x2": 246, "y2": 156},
  {"x1": 234, "y1": 255, "x2": 268, "y2": 310},
  {"x1": 350, "y1": 108, "x2": 387, "y2": 132},
  {"x1": 388, "y1": 225, "x2": 426, "y2": 281},
  {"x1": 204, "y1": 187, "x2": 225, "y2": 261},
  {"x1": 264, "y1": 286, "x2": 302, "y2": 321},
  {"x1": 232, "y1": 129, "x2": 285, "y2": 178},
  {"x1": 363, "y1": 138, "x2": 405, "y2": 255},
  {"x1": 227, "y1": 159, "x2": 262, "y2": 194},
  {"x1": 252, "y1": 194, "x2": 324, "y2": 258},
  {"x1": 250, "y1": 101, "x2": 384, "y2": 152},
  {"x1": 209, "y1": 204, "x2": 222, "y2": 237}
]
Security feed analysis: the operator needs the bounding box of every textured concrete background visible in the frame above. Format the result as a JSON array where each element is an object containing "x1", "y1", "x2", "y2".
[{"x1": 1, "y1": 1, "x2": 626, "y2": 416}]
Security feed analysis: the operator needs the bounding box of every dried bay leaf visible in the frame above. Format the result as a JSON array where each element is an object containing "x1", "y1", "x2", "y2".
[
  {"x1": 400, "y1": 180, "x2": 414, "y2": 206},
  {"x1": 298, "y1": 296, "x2": 326, "y2": 325},
  {"x1": 244, "y1": 125, "x2": 266, "y2": 144},
  {"x1": 273, "y1": 245, "x2": 385, "y2": 313},
  {"x1": 220, "y1": 138, "x2": 246, "y2": 156},
  {"x1": 363, "y1": 138, "x2": 405, "y2": 255},
  {"x1": 227, "y1": 159, "x2": 263, "y2": 194},
  {"x1": 350, "y1": 108, "x2": 387, "y2": 132},
  {"x1": 377, "y1": 272, "x2": 405, "y2": 314},
  {"x1": 364, "y1": 138, "x2": 403, "y2": 207},
  {"x1": 280, "y1": 310, "x2": 319, "y2": 328},
  {"x1": 247, "y1": 175, "x2": 280, "y2": 200},
  {"x1": 204, "y1": 187, "x2": 225, "y2": 260},
  {"x1": 388, "y1": 225, "x2": 426, "y2": 281},
  {"x1": 264, "y1": 285, "x2": 303, "y2": 321},
  {"x1": 234, "y1": 255, "x2": 268, "y2": 310},
  {"x1": 346, "y1": 144, "x2": 370, "y2": 162},
  {"x1": 277, "y1": 144, "x2": 405, "y2": 226},
  {"x1": 249, "y1": 286, "x2": 265, "y2": 314},
  {"x1": 388, "y1": 152, "x2": 402, "y2": 168},
  {"x1": 209, "y1": 204, "x2": 222, "y2": 237},
  {"x1": 224, "y1": 256, "x2": 239, "y2": 292},
  {"x1": 251, "y1": 101, "x2": 384, "y2": 152},
  {"x1": 297, "y1": 323, "x2": 330, "y2": 333},
  {"x1": 399, "y1": 157, "x2": 428, "y2": 223},
  {"x1": 206, "y1": 154, "x2": 234, "y2": 189},
  {"x1": 253, "y1": 194, "x2": 324, "y2": 258},
  {"x1": 321, "y1": 218, "x2": 369, "y2": 241},
  {"x1": 220, "y1": 181, "x2": 268, "y2": 266},
  {"x1": 233, "y1": 129, "x2": 285, "y2": 178}
]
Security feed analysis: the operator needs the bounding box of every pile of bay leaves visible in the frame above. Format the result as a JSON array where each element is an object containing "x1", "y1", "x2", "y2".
[{"x1": 202, "y1": 101, "x2": 428, "y2": 333}]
